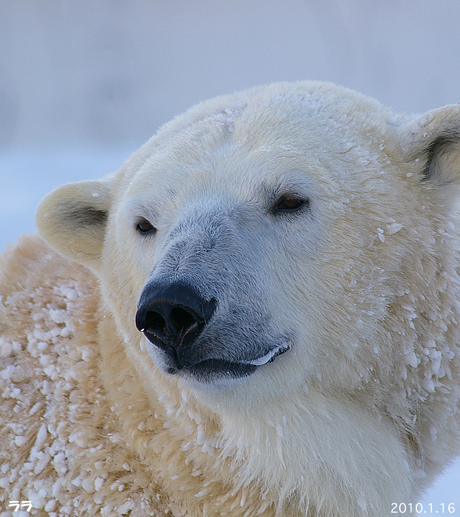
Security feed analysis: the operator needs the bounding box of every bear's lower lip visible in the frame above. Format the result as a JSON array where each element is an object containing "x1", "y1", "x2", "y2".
[
  {"x1": 164, "y1": 345, "x2": 290, "y2": 383},
  {"x1": 168, "y1": 359, "x2": 257, "y2": 383}
]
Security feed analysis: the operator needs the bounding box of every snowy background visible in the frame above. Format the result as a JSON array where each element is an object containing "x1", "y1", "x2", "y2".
[{"x1": 0, "y1": 0, "x2": 459, "y2": 510}]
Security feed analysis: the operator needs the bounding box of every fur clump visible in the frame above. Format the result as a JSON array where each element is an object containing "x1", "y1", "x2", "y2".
[{"x1": 0, "y1": 237, "x2": 175, "y2": 516}]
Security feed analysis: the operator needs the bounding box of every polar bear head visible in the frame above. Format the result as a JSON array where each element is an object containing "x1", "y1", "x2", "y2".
[{"x1": 36, "y1": 81, "x2": 460, "y2": 408}]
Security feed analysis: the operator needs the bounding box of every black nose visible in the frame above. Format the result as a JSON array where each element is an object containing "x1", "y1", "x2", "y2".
[{"x1": 135, "y1": 281, "x2": 217, "y2": 363}]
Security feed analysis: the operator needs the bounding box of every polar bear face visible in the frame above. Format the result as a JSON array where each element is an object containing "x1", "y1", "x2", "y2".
[
  {"x1": 36, "y1": 81, "x2": 460, "y2": 405},
  {"x1": 112, "y1": 135, "x2": 324, "y2": 396}
]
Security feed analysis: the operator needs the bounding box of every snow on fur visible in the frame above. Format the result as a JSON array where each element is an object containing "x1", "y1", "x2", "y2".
[{"x1": 1, "y1": 81, "x2": 460, "y2": 516}]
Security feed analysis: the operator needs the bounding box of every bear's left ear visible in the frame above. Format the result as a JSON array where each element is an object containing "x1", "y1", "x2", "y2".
[
  {"x1": 36, "y1": 176, "x2": 113, "y2": 270},
  {"x1": 397, "y1": 104, "x2": 460, "y2": 187}
]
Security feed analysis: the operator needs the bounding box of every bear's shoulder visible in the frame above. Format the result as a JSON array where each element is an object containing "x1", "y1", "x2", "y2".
[
  {"x1": 0, "y1": 234, "x2": 99, "y2": 365},
  {"x1": 0, "y1": 234, "x2": 97, "y2": 322},
  {"x1": 0, "y1": 236, "x2": 171, "y2": 515}
]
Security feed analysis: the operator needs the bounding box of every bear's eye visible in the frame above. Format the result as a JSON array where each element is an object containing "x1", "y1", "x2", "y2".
[
  {"x1": 271, "y1": 195, "x2": 310, "y2": 215},
  {"x1": 135, "y1": 218, "x2": 156, "y2": 236}
]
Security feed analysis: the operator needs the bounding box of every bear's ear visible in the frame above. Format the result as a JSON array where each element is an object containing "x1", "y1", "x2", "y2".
[
  {"x1": 35, "y1": 177, "x2": 113, "y2": 269},
  {"x1": 398, "y1": 104, "x2": 460, "y2": 187}
]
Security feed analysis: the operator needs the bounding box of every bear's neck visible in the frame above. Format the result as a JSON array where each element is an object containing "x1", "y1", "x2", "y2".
[{"x1": 98, "y1": 311, "x2": 414, "y2": 516}]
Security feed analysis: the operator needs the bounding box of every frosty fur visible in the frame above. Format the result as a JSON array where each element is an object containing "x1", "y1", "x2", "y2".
[{"x1": 1, "y1": 80, "x2": 460, "y2": 516}]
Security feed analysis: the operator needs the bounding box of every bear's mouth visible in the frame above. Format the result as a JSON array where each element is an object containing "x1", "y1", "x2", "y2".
[
  {"x1": 167, "y1": 358, "x2": 258, "y2": 383},
  {"x1": 154, "y1": 343, "x2": 290, "y2": 384}
]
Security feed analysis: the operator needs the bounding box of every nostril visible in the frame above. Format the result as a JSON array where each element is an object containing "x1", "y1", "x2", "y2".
[
  {"x1": 138, "y1": 306, "x2": 200, "y2": 338},
  {"x1": 145, "y1": 311, "x2": 167, "y2": 333},
  {"x1": 170, "y1": 307, "x2": 197, "y2": 332}
]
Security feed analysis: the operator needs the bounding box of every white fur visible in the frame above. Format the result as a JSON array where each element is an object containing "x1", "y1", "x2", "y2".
[{"x1": 1, "y1": 81, "x2": 459, "y2": 516}]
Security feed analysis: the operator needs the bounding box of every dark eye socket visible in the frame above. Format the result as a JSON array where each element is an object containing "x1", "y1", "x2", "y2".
[
  {"x1": 135, "y1": 218, "x2": 156, "y2": 236},
  {"x1": 271, "y1": 195, "x2": 310, "y2": 215}
]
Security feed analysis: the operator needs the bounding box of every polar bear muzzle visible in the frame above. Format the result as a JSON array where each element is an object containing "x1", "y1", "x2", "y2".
[{"x1": 135, "y1": 279, "x2": 289, "y2": 383}]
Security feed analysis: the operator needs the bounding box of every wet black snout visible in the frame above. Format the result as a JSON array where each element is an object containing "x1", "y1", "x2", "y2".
[{"x1": 135, "y1": 281, "x2": 217, "y2": 367}]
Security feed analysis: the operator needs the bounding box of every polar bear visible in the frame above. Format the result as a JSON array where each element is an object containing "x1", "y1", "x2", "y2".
[{"x1": 1, "y1": 81, "x2": 460, "y2": 516}]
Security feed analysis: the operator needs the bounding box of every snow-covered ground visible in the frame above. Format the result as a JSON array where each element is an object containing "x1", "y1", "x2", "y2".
[{"x1": 1, "y1": 0, "x2": 459, "y2": 510}]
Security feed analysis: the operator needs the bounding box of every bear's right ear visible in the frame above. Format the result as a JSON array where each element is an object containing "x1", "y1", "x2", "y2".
[{"x1": 36, "y1": 177, "x2": 113, "y2": 270}]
